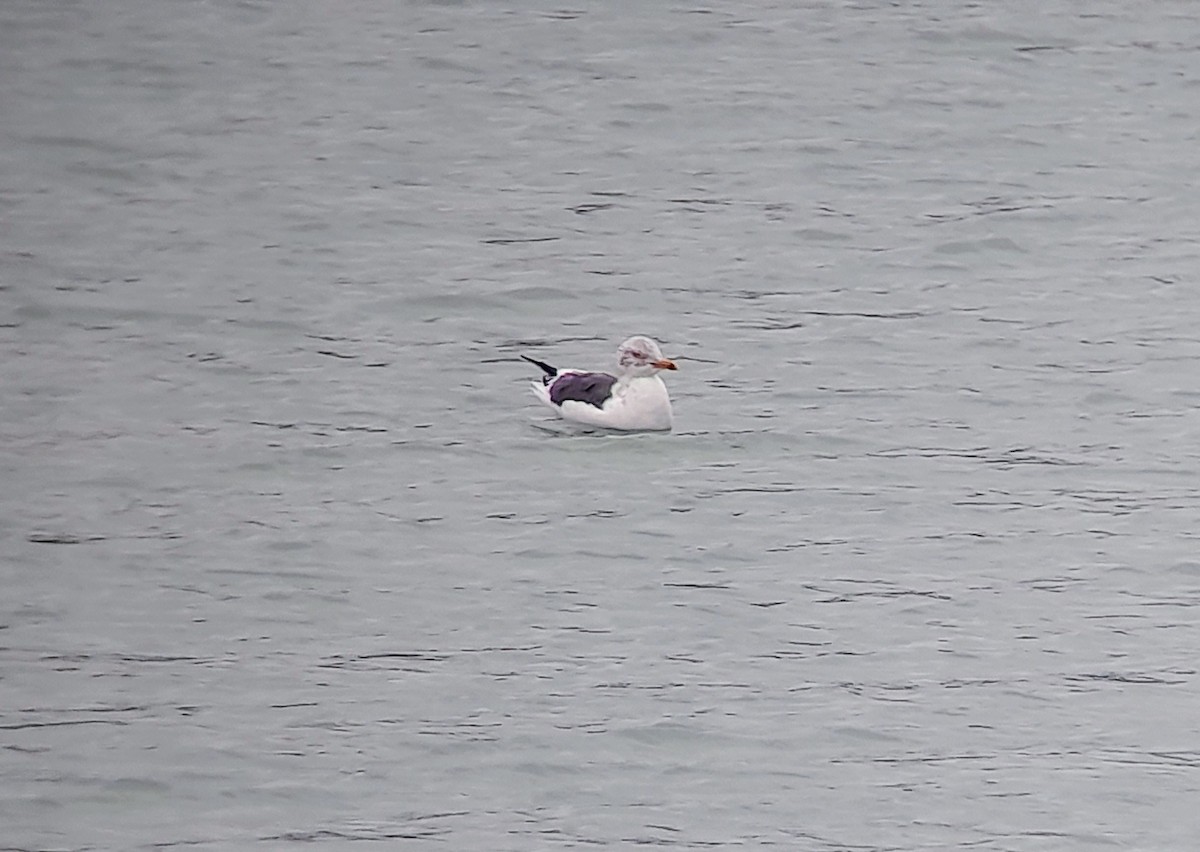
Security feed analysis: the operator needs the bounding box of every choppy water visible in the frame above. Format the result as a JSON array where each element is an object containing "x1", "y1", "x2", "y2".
[{"x1": 4, "y1": 1, "x2": 1200, "y2": 849}]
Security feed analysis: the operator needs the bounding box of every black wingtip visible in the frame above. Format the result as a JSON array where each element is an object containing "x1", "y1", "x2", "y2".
[{"x1": 521, "y1": 354, "x2": 557, "y2": 377}]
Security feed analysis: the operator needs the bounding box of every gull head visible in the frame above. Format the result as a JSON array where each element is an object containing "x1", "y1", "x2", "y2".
[{"x1": 616, "y1": 335, "x2": 677, "y2": 378}]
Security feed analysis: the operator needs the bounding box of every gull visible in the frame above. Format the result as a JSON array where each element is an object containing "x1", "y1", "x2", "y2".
[{"x1": 523, "y1": 335, "x2": 678, "y2": 431}]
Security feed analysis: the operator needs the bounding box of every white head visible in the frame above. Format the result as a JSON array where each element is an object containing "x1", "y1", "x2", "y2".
[{"x1": 616, "y1": 335, "x2": 678, "y2": 378}]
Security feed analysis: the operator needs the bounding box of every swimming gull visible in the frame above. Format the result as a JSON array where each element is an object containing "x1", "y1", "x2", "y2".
[{"x1": 522, "y1": 335, "x2": 678, "y2": 431}]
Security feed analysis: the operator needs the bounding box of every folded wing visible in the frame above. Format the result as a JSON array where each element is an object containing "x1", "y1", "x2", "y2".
[{"x1": 549, "y1": 371, "x2": 618, "y2": 408}]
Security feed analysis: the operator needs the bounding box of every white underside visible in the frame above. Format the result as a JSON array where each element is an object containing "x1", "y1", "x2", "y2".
[{"x1": 530, "y1": 372, "x2": 673, "y2": 431}]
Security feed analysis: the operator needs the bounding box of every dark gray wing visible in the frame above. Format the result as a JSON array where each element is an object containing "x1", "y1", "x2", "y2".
[{"x1": 549, "y1": 371, "x2": 618, "y2": 409}]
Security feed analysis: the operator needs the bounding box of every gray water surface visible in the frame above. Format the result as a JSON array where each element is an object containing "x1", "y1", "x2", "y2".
[{"x1": 4, "y1": 2, "x2": 1200, "y2": 849}]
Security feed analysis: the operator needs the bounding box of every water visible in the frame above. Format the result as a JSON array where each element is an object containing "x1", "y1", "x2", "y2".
[{"x1": 4, "y1": 1, "x2": 1200, "y2": 849}]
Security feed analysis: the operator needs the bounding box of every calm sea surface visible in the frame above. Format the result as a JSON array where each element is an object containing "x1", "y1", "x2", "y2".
[{"x1": 4, "y1": 1, "x2": 1200, "y2": 849}]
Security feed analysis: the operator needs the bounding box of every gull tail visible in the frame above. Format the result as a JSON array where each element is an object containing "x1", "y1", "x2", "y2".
[
  {"x1": 521, "y1": 354, "x2": 558, "y2": 382},
  {"x1": 522, "y1": 355, "x2": 559, "y2": 411},
  {"x1": 529, "y1": 380, "x2": 554, "y2": 409}
]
